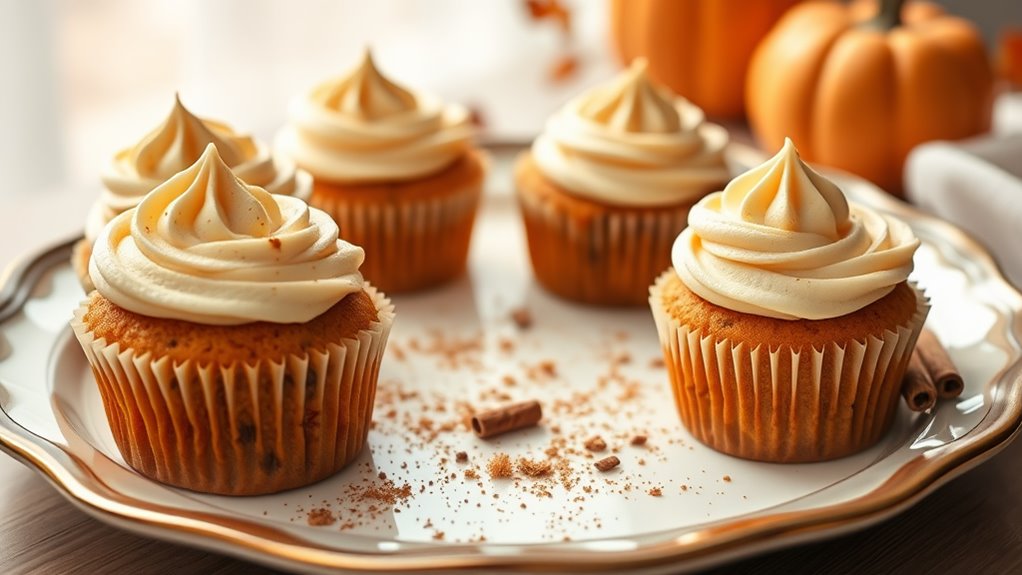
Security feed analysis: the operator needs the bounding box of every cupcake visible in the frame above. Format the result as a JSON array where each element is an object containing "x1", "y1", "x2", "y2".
[
  {"x1": 276, "y1": 50, "x2": 484, "y2": 293},
  {"x1": 73, "y1": 95, "x2": 311, "y2": 292},
  {"x1": 515, "y1": 58, "x2": 730, "y2": 306},
  {"x1": 650, "y1": 139, "x2": 927, "y2": 463},
  {"x1": 70, "y1": 144, "x2": 393, "y2": 495}
]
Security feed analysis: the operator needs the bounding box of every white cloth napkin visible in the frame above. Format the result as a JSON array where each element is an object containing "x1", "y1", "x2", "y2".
[{"x1": 905, "y1": 94, "x2": 1022, "y2": 288}]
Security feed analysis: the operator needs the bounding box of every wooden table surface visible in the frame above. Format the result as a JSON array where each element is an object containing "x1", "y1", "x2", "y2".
[{"x1": 2, "y1": 136, "x2": 1022, "y2": 574}]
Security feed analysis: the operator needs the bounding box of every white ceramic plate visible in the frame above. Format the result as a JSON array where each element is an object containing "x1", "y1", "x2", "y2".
[{"x1": 1, "y1": 145, "x2": 1020, "y2": 574}]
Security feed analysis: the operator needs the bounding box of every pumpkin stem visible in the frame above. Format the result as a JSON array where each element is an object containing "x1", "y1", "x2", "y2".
[{"x1": 863, "y1": 0, "x2": 906, "y2": 31}]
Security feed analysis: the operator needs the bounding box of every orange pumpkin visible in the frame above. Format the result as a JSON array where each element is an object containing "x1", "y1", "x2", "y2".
[
  {"x1": 746, "y1": 0, "x2": 993, "y2": 196},
  {"x1": 610, "y1": 0, "x2": 801, "y2": 118}
]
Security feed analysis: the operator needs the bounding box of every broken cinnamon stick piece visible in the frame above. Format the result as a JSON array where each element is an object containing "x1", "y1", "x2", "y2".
[
  {"x1": 916, "y1": 329, "x2": 964, "y2": 399},
  {"x1": 471, "y1": 400, "x2": 542, "y2": 439},
  {"x1": 901, "y1": 352, "x2": 937, "y2": 412}
]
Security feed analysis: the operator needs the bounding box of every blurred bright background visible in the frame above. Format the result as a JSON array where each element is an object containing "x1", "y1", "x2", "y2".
[{"x1": 1, "y1": 0, "x2": 623, "y2": 198}]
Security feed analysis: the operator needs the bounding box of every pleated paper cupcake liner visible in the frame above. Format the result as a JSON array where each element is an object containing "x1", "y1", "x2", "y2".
[
  {"x1": 517, "y1": 186, "x2": 690, "y2": 307},
  {"x1": 71, "y1": 238, "x2": 95, "y2": 294},
  {"x1": 311, "y1": 182, "x2": 481, "y2": 294},
  {"x1": 650, "y1": 271, "x2": 929, "y2": 462},
  {"x1": 70, "y1": 285, "x2": 395, "y2": 495}
]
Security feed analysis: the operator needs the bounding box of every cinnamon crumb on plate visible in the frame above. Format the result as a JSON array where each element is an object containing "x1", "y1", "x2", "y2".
[
  {"x1": 584, "y1": 436, "x2": 607, "y2": 452},
  {"x1": 487, "y1": 453, "x2": 514, "y2": 478}
]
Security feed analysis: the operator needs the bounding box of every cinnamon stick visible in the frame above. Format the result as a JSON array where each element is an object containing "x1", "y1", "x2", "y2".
[
  {"x1": 901, "y1": 352, "x2": 937, "y2": 412},
  {"x1": 916, "y1": 329, "x2": 965, "y2": 399},
  {"x1": 471, "y1": 400, "x2": 542, "y2": 438}
]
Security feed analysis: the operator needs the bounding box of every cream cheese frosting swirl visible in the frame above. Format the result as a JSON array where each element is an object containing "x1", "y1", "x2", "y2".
[
  {"x1": 532, "y1": 58, "x2": 729, "y2": 207},
  {"x1": 275, "y1": 49, "x2": 473, "y2": 183},
  {"x1": 87, "y1": 95, "x2": 310, "y2": 241},
  {"x1": 90, "y1": 144, "x2": 365, "y2": 325},
  {"x1": 672, "y1": 138, "x2": 919, "y2": 321}
]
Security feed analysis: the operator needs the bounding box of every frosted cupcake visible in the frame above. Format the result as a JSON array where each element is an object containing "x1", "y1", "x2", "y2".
[
  {"x1": 515, "y1": 58, "x2": 729, "y2": 306},
  {"x1": 276, "y1": 50, "x2": 485, "y2": 293},
  {"x1": 71, "y1": 144, "x2": 393, "y2": 495},
  {"x1": 650, "y1": 139, "x2": 927, "y2": 462},
  {"x1": 73, "y1": 95, "x2": 311, "y2": 292}
]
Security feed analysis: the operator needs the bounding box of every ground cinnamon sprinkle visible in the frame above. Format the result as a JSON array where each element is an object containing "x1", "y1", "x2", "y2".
[
  {"x1": 517, "y1": 457, "x2": 552, "y2": 477},
  {"x1": 539, "y1": 360, "x2": 556, "y2": 377},
  {"x1": 556, "y1": 459, "x2": 576, "y2": 491},
  {"x1": 346, "y1": 480, "x2": 412, "y2": 505},
  {"x1": 487, "y1": 453, "x2": 514, "y2": 478},
  {"x1": 307, "y1": 507, "x2": 336, "y2": 526},
  {"x1": 584, "y1": 436, "x2": 607, "y2": 452},
  {"x1": 409, "y1": 330, "x2": 484, "y2": 370},
  {"x1": 345, "y1": 325, "x2": 715, "y2": 542}
]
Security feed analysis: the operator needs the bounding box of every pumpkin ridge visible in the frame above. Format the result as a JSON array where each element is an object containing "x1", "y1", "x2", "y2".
[
  {"x1": 802, "y1": 17, "x2": 852, "y2": 163},
  {"x1": 745, "y1": 0, "x2": 992, "y2": 197}
]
